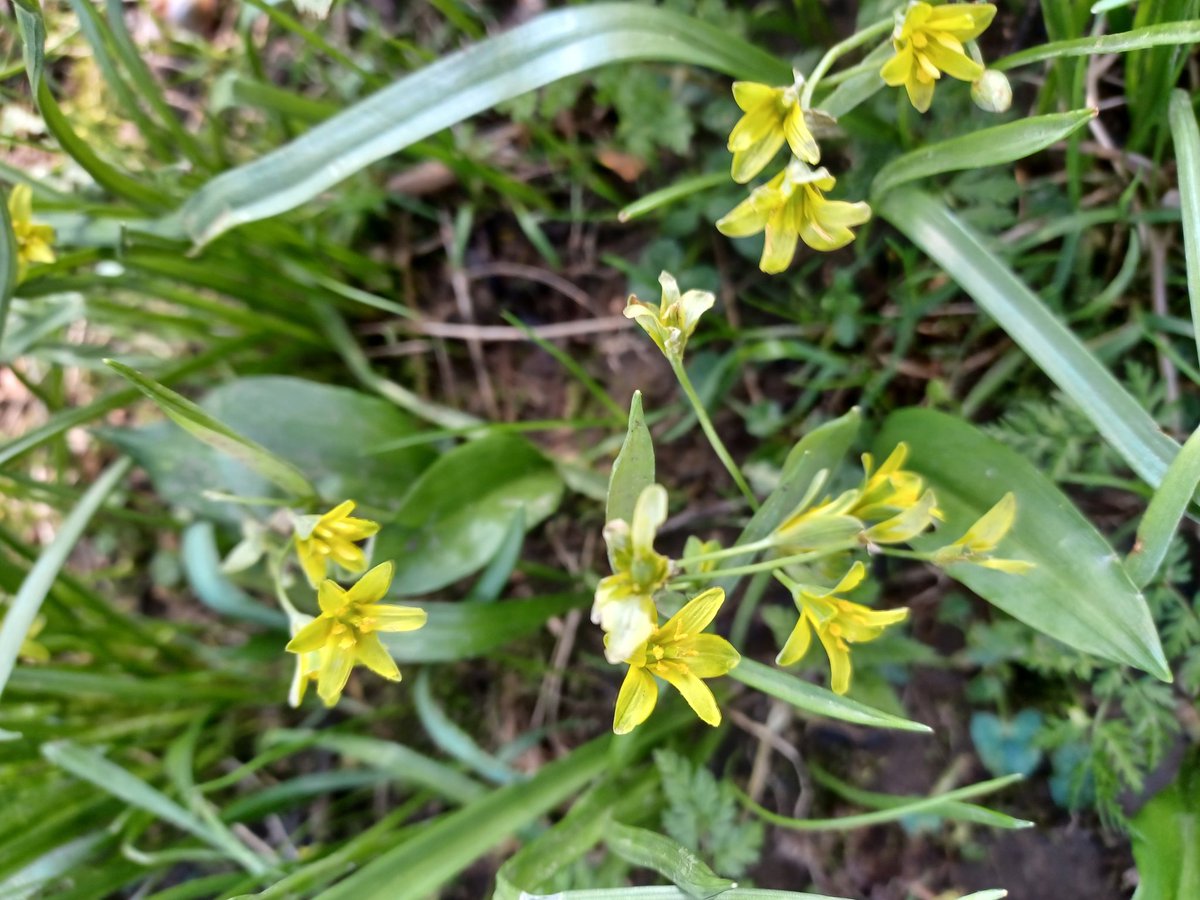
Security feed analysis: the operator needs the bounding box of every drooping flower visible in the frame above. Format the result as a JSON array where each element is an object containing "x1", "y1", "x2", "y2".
[
  {"x1": 881, "y1": 2, "x2": 997, "y2": 113},
  {"x1": 293, "y1": 500, "x2": 380, "y2": 588},
  {"x1": 624, "y1": 272, "x2": 715, "y2": 360},
  {"x1": 727, "y1": 74, "x2": 820, "y2": 183},
  {"x1": 777, "y1": 562, "x2": 908, "y2": 694},
  {"x1": 7, "y1": 184, "x2": 55, "y2": 283},
  {"x1": 284, "y1": 562, "x2": 426, "y2": 706},
  {"x1": 593, "y1": 484, "x2": 672, "y2": 664},
  {"x1": 716, "y1": 160, "x2": 871, "y2": 273},
  {"x1": 932, "y1": 492, "x2": 1033, "y2": 573},
  {"x1": 612, "y1": 587, "x2": 741, "y2": 734}
]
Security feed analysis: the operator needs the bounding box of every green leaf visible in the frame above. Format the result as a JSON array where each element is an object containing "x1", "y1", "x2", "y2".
[
  {"x1": 180, "y1": 523, "x2": 288, "y2": 628},
  {"x1": 1127, "y1": 422, "x2": 1200, "y2": 587},
  {"x1": 41, "y1": 741, "x2": 268, "y2": 875},
  {"x1": 1131, "y1": 752, "x2": 1200, "y2": 900},
  {"x1": 172, "y1": 3, "x2": 789, "y2": 245},
  {"x1": 877, "y1": 408, "x2": 1170, "y2": 680},
  {"x1": 0, "y1": 185, "x2": 16, "y2": 350},
  {"x1": 993, "y1": 20, "x2": 1200, "y2": 70},
  {"x1": 0, "y1": 458, "x2": 130, "y2": 709},
  {"x1": 465, "y1": 508, "x2": 526, "y2": 604},
  {"x1": 877, "y1": 189, "x2": 1182, "y2": 491},
  {"x1": 514, "y1": 891, "x2": 847, "y2": 900},
  {"x1": 12, "y1": 0, "x2": 45, "y2": 95},
  {"x1": 382, "y1": 594, "x2": 586, "y2": 662},
  {"x1": 413, "y1": 671, "x2": 517, "y2": 785},
  {"x1": 607, "y1": 390, "x2": 655, "y2": 534},
  {"x1": 1170, "y1": 89, "x2": 1200, "y2": 366},
  {"x1": 730, "y1": 659, "x2": 932, "y2": 733},
  {"x1": 618, "y1": 172, "x2": 727, "y2": 223},
  {"x1": 105, "y1": 361, "x2": 316, "y2": 501},
  {"x1": 374, "y1": 434, "x2": 563, "y2": 595},
  {"x1": 714, "y1": 408, "x2": 860, "y2": 596},
  {"x1": 872, "y1": 110, "x2": 1096, "y2": 199},
  {"x1": 606, "y1": 822, "x2": 734, "y2": 897},
  {"x1": 817, "y1": 43, "x2": 890, "y2": 119},
  {"x1": 317, "y1": 735, "x2": 613, "y2": 900}
]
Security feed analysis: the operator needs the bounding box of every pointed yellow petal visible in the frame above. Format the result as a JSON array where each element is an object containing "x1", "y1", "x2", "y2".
[
  {"x1": 296, "y1": 539, "x2": 328, "y2": 587},
  {"x1": 817, "y1": 630, "x2": 853, "y2": 694},
  {"x1": 660, "y1": 667, "x2": 721, "y2": 727},
  {"x1": 317, "y1": 649, "x2": 354, "y2": 706},
  {"x1": 631, "y1": 484, "x2": 668, "y2": 557},
  {"x1": 320, "y1": 500, "x2": 357, "y2": 523},
  {"x1": 730, "y1": 131, "x2": 786, "y2": 183},
  {"x1": 775, "y1": 615, "x2": 813, "y2": 667},
  {"x1": 361, "y1": 604, "x2": 427, "y2": 633},
  {"x1": 906, "y1": 76, "x2": 935, "y2": 113},
  {"x1": 664, "y1": 587, "x2": 725, "y2": 638},
  {"x1": 832, "y1": 560, "x2": 867, "y2": 595},
  {"x1": 924, "y1": 41, "x2": 984, "y2": 81},
  {"x1": 8, "y1": 183, "x2": 32, "y2": 222},
  {"x1": 731, "y1": 81, "x2": 779, "y2": 112},
  {"x1": 356, "y1": 633, "x2": 401, "y2": 681},
  {"x1": 760, "y1": 210, "x2": 799, "y2": 274},
  {"x1": 347, "y1": 561, "x2": 394, "y2": 605},
  {"x1": 318, "y1": 579, "x2": 349, "y2": 615},
  {"x1": 783, "y1": 105, "x2": 820, "y2": 165},
  {"x1": 880, "y1": 46, "x2": 913, "y2": 87},
  {"x1": 685, "y1": 634, "x2": 741, "y2": 678},
  {"x1": 613, "y1": 665, "x2": 658, "y2": 734},
  {"x1": 286, "y1": 617, "x2": 333, "y2": 653}
]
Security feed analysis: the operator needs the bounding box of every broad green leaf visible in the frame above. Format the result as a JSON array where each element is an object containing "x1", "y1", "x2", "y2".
[
  {"x1": 0, "y1": 185, "x2": 16, "y2": 349},
  {"x1": 105, "y1": 361, "x2": 315, "y2": 501},
  {"x1": 381, "y1": 594, "x2": 584, "y2": 662},
  {"x1": 740, "y1": 774, "x2": 1023, "y2": 831},
  {"x1": 877, "y1": 408, "x2": 1170, "y2": 680},
  {"x1": 318, "y1": 735, "x2": 613, "y2": 900},
  {"x1": 180, "y1": 523, "x2": 287, "y2": 628},
  {"x1": 993, "y1": 21, "x2": 1200, "y2": 70},
  {"x1": 606, "y1": 390, "x2": 655, "y2": 545},
  {"x1": 0, "y1": 458, "x2": 130, "y2": 709},
  {"x1": 0, "y1": 832, "x2": 107, "y2": 900},
  {"x1": 1170, "y1": 89, "x2": 1200, "y2": 365},
  {"x1": 172, "y1": 3, "x2": 789, "y2": 245},
  {"x1": 1127, "y1": 422, "x2": 1200, "y2": 587},
  {"x1": 1131, "y1": 752, "x2": 1200, "y2": 900},
  {"x1": 731, "y1": 659, "x2": 932, "y2": 733},
  {"x1": 606, "y1": 822, "x2": 734, "y2": 897},
  {"x1": 871, "y1": 111, "x2": 1096, "y2": 199},
  {"x1": 465, "y1": 508, "x2": 526, "y2": 604},
  {"x1": 41, "y1": 741, "x2": 268, "y2": 875},
  {"x1": 714, "y1": 408, "x2": 860, "y2": 596},
  {"x1": 878, "y1": 189, "x2": 1182, "y2": 491},
  {"x1": 374, "y1": 433, "x2": 564, "y2": 595}
]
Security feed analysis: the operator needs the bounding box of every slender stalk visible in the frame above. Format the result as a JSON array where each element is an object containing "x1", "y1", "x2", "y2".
[
  {"x1": 677, "y1": 535, "x2": 777, "y2": 565},
  {"x1": 801, "y1": 18, "x2": 894, "y2": 107},
  {"x1": 669, "y1": 356, "x2": 758, "y2": 510},
  {"x1": 671, "y1": 542, "x2": 861, "y2": 585}
]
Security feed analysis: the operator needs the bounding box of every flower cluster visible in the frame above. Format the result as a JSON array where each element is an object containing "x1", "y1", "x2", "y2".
[{"x1": 7, "y1": 184, "x2": 55, "y2": 283}]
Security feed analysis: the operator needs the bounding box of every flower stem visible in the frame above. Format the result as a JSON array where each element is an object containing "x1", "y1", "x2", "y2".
[
  {"x1": 801, "y1": 18, "x2": 894, "y2": 108},
  {"x1": 671, "y1": 542, "x2": 860, "y2": 584},
  {"x1": 669, "y1": 355, "x2": 759, "y2": 511},
  {"x1": 679, "y1": 536, "x2": 777, "y2": 564}
]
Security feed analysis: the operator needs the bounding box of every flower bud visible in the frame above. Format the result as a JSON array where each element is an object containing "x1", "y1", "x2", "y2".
[{"x1": 971, "y1": 69, "x2": 1012, "y2": 113}]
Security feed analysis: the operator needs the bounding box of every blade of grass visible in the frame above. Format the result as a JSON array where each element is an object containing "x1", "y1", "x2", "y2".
[
  {"x1": 993, "y1": 20, "x2": 1200, "y2": 70},
  {"x1": 0, "y1": 184, "x2": 16, "y2": 348},
  {"x1": 1126, "y1": 423, "x2": 1200, "y2": 587},
  {"x1": 1170, "y1": 88, "x2": 1200, "y2": 365}
]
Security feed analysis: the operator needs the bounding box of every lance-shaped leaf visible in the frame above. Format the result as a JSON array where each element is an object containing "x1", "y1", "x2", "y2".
[
  {"x1": 877, "y1": 408, "x2": 1170, "y2": 681},
  {"x1": 606, "y1": 391, "x2": 655, "y2": 567}
]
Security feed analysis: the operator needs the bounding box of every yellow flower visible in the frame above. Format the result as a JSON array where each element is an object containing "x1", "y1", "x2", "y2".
[
  {"x1": 716, "y1": 161, "x2": 871, "y2": 273},
  {"x1": 7, "y1": 184, "x2": 55, "y2": 283},
  {"x1": 727, "y1": 74, "x2": 820, "y2": 183},
  {"x1": 19, "y1": 615, "x2": 50, "y2": 664},
  {"x1": 851, "y1": 444, "x2": 926, "y2": 520},
  {"x1": 594, "y1": 484, "x2": 671, "y2": 664},
  {"x1": 286, "y1": 612, "x2": 322, "y2": 707},
  {"x1": 284, "y1": 562, "x2": 426, "y2": 706},
  {"x1": 624, "y1": 272, "x2": 715, "y2": 359},
  {"x1": 294, "y1": 500, "x2": 380, "y2": 588},
  {"x1": 777, "y1": 562, "x2": 908, "y2": 694},
  {"x1": 613, "y1": 588, "x2": 740, "y2": 734},
  {"x1": 932, "y1": 492, "x2": 1033, "y2": 573},
  {"x1": 881, "y1": 2, "x2": 997, "y2": 113}
]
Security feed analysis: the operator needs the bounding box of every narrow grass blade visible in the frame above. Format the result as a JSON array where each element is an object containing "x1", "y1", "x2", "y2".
[
  {"x1": 872, "y1": 110, "x2": 1096, "y2": 199},
  {"x1": 0, "y1": 458, "x2": 131, "y2": 709},
  {"x1": 175, "y1": 3, "x2": 789, "y2": 245},
  {"x1": 0, "y1": 185, "x2": 16, "y2": 349},
  {"x1": 739, "y1": 774, "x2": 1023, "y2": 831},
  {"x1": 1170, "y1": 88, "x2": 1200, "y2": 366},
  {"x1": 605, "y1": 822, "x2": 734, "y2": 897},
  {"x1": 105, "y1": 359, "x2": 315, "y2": 500},
  {"x1": 993, "y1": 21, "x2": 1200, "y2": 69},
  {"x1": 41, "y1": 741, "x2": 269, "y2": 874},
  {"x1": 1127, "y1": 424, "x2": 1200, "y2": 587},
  {"x1": 618, "y1": 172, "x2": 727, "y2": 223},
  {"x1": 514, "y1": 889, "x2": 849, "y2": 899},
  {"x1": 413, "y1": 670, "x2": 517, "y2": 785},
  {"x1": 878, "y1": 188, "x2": 1181, "y2": 490},
  {"x1": 318, "y1": 735, "x2": 613, "y2": 900},
  {"x1": 731, "y1": 659, "x2": 932, "y2": 733}
]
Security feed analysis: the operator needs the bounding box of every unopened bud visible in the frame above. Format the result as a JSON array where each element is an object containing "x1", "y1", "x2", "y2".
[{"x1": 971, "y1": 70, "x2": 1012, "y2": 113}]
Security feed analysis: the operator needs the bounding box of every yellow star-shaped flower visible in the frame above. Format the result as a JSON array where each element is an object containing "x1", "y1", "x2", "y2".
[
  {"x1": 284, "y1": 562, "x2": 426, "y2": 706},
  {"x1": 727, "y1": 75, "x2": 821, "y2": 183},
  {"x1": 294, "y1": 500, "x2": 380, "y2": 588},
  {"x1": 612, "y1": 587, "x2": 740, "y2": 734},
  {"x1": 624, "y1": 272, "x2": 715, "y2": 360},
  {"x1": 881, "y1": 2, "x2": 997, "y2": 113}
]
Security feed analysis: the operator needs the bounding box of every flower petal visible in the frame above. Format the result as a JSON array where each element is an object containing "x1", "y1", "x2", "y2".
[
  {"x1": 880, "y1": 46, "x2": 913, "y2": 87},
  {"x1": 924, "y1": 40, "x2": 984, "y2": 82},
  {"x1": 664, "y1": 587, "x2": 725, "y2": 638},
  {"x1": 361, "y1": 603, "x2": 427, "y2": 633},
  {"x1": 296, "y1": 539, "x2": 328, "y2": 588},
  {"x1": 613, "y1": 665, "x2": 658, "y2": 734},
  {"x1": 817, "y1": 629, "x2": 853, "y2": 695},
  {"x1": 347, "y1": 561, "x2": 394, "y2": 605},
  {"x1": 317, "y1": 648, "x2": 355, "y2": 706},
  {"x1": 286, "y1": 617, "x2": 333, "y2": 653},
  {"x1": 631, "y1": 484, "x2": 668, "y2": 559},
  {"x1": 784, "y1": 105, "x2": 820, "y2": 165},
  {"x1": 730, "y1": 130, "x2": 786, "y2": 183},
  {"x1": 685, "y1": 634, "x2": 741, "y2": 677},
  {"x1": 318, "y1": 579, "x2": 348, "y2": 615},
  {"x1": 660, "y1": 667, "x2": 721, "y2": 727},
  {"x1": 356, "y1": 633, "x2": 402, "y2": 681},
  {"x1": 776, "y1": 615, "x2": 813, "y2": 667},
  {"x1": 760, "y1": 210, "x2": 799, "y2": 274},
  {"x1": 731, "y1": 81, "x2": 779, "y2": 112}
]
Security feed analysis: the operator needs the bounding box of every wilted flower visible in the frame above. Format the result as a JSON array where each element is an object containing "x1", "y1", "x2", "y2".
[
  {"x1": 881, "y1": 2, "x2": 997, "y2": 113},
  {"x1": 727, "y1": 74, "x2": 821, "y2": 183},
  {"x1": 777, "y1": 561, "x2": 908, "y2": 694},
  {"x1": 7, "y1": 184, "x2": 55, "y2": 282},
  {"x1": 624, "y1": 272, "x2": 715, "y2": 359},
  {"x1": 284, "y1": 562, "x2": 426, "y2": 706},
  {"x1": 294, "y1": 500, "x2": 380, "y2": 587},
  {"x1": 593, "y1": 484, "x2": 672, "y2": 664},
  {"x1": 716, "y1": 160, "x2": 871, "y2": 273},
  {"x1": 613, "y1": 587, "x2": 740, "y2": 734},
  {"x1": 932, "y1": 492, "x2": 1033, "y2": 573}
]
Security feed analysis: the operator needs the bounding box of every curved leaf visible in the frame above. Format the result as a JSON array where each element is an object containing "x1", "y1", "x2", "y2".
[
  {"x1": 877, "y1": 407, "x2": 1170, "y2": 680},
  {"x1": 993, "y1": 21, "x2": 1200, "y2": 70},
  {"x1": 607, "y1": 390, "x2": 655, "y2": 532},
  {"x1": 605, "y1": 823, "x2": 734, "y2": 897},
  {"x1": 1169, "y1": 89, "x2": 1200, "y2": 365},
  {"x1": 872, "y1": 110, "x2": 1096, "y2": 199},
  {"x1": 375, "y1": 433, "x2": 563, "y2": 595},
  {"x1": 1127, "y1": 422, "x2": 1200, "y2": 588}
]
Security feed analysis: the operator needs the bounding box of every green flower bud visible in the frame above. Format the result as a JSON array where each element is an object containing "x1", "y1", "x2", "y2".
[{"x1": 971, "y1": 69, "x2": 1012, "y2": 113}]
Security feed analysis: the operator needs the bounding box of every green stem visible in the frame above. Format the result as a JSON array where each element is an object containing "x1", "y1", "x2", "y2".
[
  {"x1": 678, "y1": 535, "x2": 776, "y2": 565},
  {"x1": 815, "y1": 56, "x2": 883, "y2": 91},
  {"x1": 669, "y1": 356, "x2": 758, "y2": 510},
  {"x1": 672, "y1": 542, "x2": 860, "y2": 585},
  {"x1": 801, "y1": 18, "x2": 894, "y2": 107}
]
